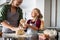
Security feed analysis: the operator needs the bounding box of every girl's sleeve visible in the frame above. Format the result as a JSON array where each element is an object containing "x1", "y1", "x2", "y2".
[{"x1": 27, "y1": 20, "x2": 31, "y2": 24}]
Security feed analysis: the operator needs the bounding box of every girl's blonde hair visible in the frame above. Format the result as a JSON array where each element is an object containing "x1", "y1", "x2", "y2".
[{"x1": 34, "y1": 8, "x2": 43, "y2": 19}]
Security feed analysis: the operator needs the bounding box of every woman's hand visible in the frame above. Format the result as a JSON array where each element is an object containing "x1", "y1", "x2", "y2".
[{"x1": 11, "y1": 27, "x2": 19, "y2": 31}]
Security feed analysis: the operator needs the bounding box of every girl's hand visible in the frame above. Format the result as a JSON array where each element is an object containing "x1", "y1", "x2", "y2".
[
  {"x1": 20, "y1": 19, "x2": 26, "y2": 25},
  {"x1": 23, "y1": 23, "x2": 29, "y2": 27}
]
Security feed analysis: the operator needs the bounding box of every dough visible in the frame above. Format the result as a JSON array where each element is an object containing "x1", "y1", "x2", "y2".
[{"x1": 16, "y1": 29, "x2": 25, "y2": 35}]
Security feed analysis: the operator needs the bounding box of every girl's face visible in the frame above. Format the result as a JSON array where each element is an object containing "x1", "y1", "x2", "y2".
[{"x1": 31, "y1": 10, "x2": 39, "y2": 18}]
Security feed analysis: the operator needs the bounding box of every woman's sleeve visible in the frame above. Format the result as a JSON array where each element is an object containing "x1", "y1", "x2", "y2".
[
  {"x1": 0, "y1": 5, "x2": 7, "y2": 22},
  {"x1": 18, "y1": 7, "x2": 23, "y2": 25}
]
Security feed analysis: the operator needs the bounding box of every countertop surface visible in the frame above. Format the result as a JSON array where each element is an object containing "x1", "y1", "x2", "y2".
[{"x1": 2, "y1": 33, "x2": 42, "y2": 38}]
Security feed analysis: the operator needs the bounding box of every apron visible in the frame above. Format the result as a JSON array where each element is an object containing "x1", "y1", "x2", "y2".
[
  {"x1": 2, "y1": 8, "x2": 19, "y2": 40},
  {"x1": 26, "y1": 21, "x2": 38, "y2": 40},
  {"x1": 2, "y1": 9, "x2": 19, "y2": 33}
]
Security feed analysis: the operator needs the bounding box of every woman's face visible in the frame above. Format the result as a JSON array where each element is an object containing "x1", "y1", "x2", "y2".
[
  {"x1": 13, "y1": 0, "x2": 23, "y2": 7},
  {"x1": 31, "y1": 10, "x2": 39, "y2": 18}
]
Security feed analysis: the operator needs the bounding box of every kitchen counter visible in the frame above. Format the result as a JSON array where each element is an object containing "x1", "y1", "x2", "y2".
[
  {"x1": 2, "y1": 33, "x2": 42, "y2": 40},
  {"x1": 2, "y1": 33, "x2": 33, "y2": 40},
  {"x1": 2, "y1": 33, "x2": 32, "y2": 38},
  {"x1": 2, "y1": 33, "x2": 42, "y2": 38}
]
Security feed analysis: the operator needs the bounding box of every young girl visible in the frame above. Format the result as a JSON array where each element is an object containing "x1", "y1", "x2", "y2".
[
  {"x1": 27, "y1": 8, "x2": 44, "y2": 30},
  {"x1": 20, "y1": 8, "x2": 44, "y2": 40}
]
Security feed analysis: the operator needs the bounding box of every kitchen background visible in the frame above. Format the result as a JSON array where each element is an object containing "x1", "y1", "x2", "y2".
[
  {"x1": 0, "y1": 0, "x2": 60, "y2": 28},
  {"x1": 0, "y1": 0, "x2": 60, "y2": 40}
]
